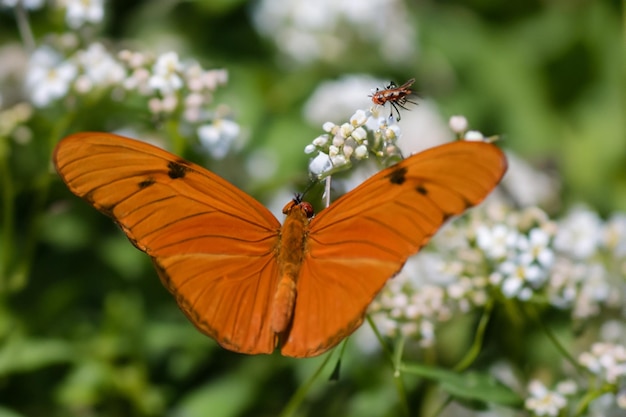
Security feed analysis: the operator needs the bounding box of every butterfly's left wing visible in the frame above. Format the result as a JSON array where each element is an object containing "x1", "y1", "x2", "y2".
[
  {"x1": 281, "y1": 141, "x2": 507, "y2": 357},
  {"x1": 54, "y1": 133, "x2": 282, "y2": 355}
]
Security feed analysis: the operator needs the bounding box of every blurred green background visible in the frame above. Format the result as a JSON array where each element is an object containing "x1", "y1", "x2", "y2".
[{"x1": 0, "y1": 0, "x2": 624, "y2": 416}]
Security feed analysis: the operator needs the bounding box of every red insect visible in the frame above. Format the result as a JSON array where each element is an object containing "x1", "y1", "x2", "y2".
[{"x1": 370, "y1": 78, "x2": 417, "y2": 121}]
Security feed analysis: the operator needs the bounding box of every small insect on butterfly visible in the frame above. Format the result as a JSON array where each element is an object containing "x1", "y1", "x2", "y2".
[
  {"x1": 53, "y1": 132, "x2": 507, "y2": 357},
  {"x1": 370, "y1": 78, "x2": 417, "y2": 121}
]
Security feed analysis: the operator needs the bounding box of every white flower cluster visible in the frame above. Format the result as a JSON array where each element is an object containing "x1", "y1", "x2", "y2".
[
  {"x1": 579, "y1": 342, "x2": 626, "y2": 386},
  {"x1": 117, "y1": 50, "x2": 237, "y2": 158},
  {"x1": 548, "y1": 206, "x2": 624, "y2": 318},
  {"x1": 1, "y1": 0, "x2": 104, "y2": 28},
  {"x1": 368, "y1": 258, "x2": 452, "y2": 347},
  {"x1": 16, "y1": 36, "x2": 237, "y2": 158},
  {"x1": 1, "y1": 0, "x2": 45, "y2": 11},
  {"x1": 252, "y1": 0, "x2": 415, "y2": 65},
  {"x1": 478, "y1": 207, "x2": 556, "y2": 301},
  {"x1": 2, "y1": 0, "x2": 239, "y2": 158},
  {"x1": 305, "y1": 108, "x2": 404, "y2": 177},
  {"x1": 522, "y1": 342, "x2": 626, "y2": 414},
  {"x1": 524, "y1": 379, "x2": 576, "y2": 416}
]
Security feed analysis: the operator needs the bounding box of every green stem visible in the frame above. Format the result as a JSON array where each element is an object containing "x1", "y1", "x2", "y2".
[
  {"x1": 366, "y1": 316, "x2": 410, "y2": 416},
  {"x1": 525, "y1": 304, "x2": 585, "y2": 373},
  {"x1": 574, "y1": 384, "x2": 617, "y2": 416},
  {"x1": 453, "y1": 298, "x2": 494, "y2": 372},
  {"x1": 366, "y1": 314, "x2": 394, "y2": 366},
  {"x1": 392, "y1": 336, "x2": 410, "y2": 417},
  {"x1": 279, "y1": 353, "x2": 334, "y2": 417},
  {"x1": 14, "y1": 2, "x2": 35, "y2": 52},
  {"x1": 0, "y1": 138, "x2": 15, "y2": 293}
]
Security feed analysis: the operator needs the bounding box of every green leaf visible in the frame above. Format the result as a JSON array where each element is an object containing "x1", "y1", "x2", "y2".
[
  {"x1": 400, "y1": 363, "x2": 523, "y2": 407},
  {"x1": 0, "y1": 334, "x2": 74, "y2": 375}
]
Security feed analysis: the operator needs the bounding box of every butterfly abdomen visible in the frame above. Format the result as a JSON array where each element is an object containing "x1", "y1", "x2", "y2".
[{"x1": 271, "y1": 201, "x2": 311, "y2": 334}]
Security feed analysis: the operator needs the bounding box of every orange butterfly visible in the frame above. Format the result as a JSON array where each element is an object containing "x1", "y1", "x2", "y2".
[
  {"x1": 370, "y1": 78, "x2": 417, "y2": 121},
  {"x1": 53, "y1": 132, "x2": 507, "y2": 357}
]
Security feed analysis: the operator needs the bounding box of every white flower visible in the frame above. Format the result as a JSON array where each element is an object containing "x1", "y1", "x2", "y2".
[
  {"x1": 338, "y1": 122, "x2": 353, "y2": 139},
  {"x1": 351, "y1": 126, "x2": 367, "y2": 142},
  {"x1": 75, "y1": 43, "x2": 125, "y2": 89},
  {"x1": 464, "y1": 130, "x2": 484, "y2": 141},
  {"x1": 332, "y1": 134, "x2": 344, "y2": 147},
  {"x1": 579, "y1": 342, "x2": 626, "y2": 384},
  {"x1": 496, "y1": 254, "x2": 546, "y2": 300},
  {"x1": 1, "y1": 0, "x2": 44, "y2": 9},
  {"x1": 448, "y1": 115, "x2": 468, "y2": 134},
  {"x1": 343, "y1": 145, "x2": 353, "y2": 159},
  {"x1": 330, "y1": 153, "x2": 347, "y2": 167},
  {"x1": 118, "y1": 49, "x2": 147, "y2": 68},
  {"x1": 354, "y1": 144, "x2": 367, "y2": 159},
  {"x1": 64, "y1": 0, "x2": 104, "y2": 29},
  {"x1": 197, "y1": 119, "x2": 240, "y2": 159},
  {"x1": 25, "y1": 47, "x2": 77, "y2": 107},
  {"x1": 517, "y1": 228, "x2": 554, "y2": 268},
  {"x1": 322, "y1": 121, "x2": 336, "y2": 132},
  {"x1": 312, "y1": 134, "x2": 328, "y2": 147},
  {"x1": 525, "y1": 380, "x2": 567, "y2": 416},
  {"x1": 554, "y1": 206, "x2": 602, "y2": 259},
  {"x1": 476, "y1": 224, "x2": 518, "y2": 260},
  {"x1": 149, "y1": 52, "x2": 183, "y2": 94},
  {"x1": 123, "y1": 67, "x2": 151, "y2": 93},
  {"x1": 183, "y1": 92, "x2": 206, "y2": 122},
  {"x1": 252, "y1": 0, "x2": 415, "y2": 64},
  {"x1": 308, "y1": 152, "x2": 332, "y2": 175},
  {"x1": 350, "y1": 109, "x2": 368, "y2": 127}
]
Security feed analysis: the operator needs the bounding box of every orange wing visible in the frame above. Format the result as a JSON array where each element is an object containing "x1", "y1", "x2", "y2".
[
  {"x1": 53, "y1": 133, "x2": 282, "y2": 355},
  {"x1": 281, "y1": 141, "x2": 507, "y2": 357}
]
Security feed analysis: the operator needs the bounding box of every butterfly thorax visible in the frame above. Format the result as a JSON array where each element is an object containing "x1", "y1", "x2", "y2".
[{"x1": 271, "y1": 200, "x2": 313, "y2": 335}]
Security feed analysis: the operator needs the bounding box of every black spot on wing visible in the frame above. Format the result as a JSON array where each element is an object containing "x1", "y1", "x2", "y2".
[
  {"x1": 386, "y1": 166, "x2": 407, "y2": 185},
  {"x1": 168, "y1": 160, "x2": 191, "y2": 179},
  {"x1": 416, "y1": 185, "x2": 427, "y2": 195},
  {"x1": 138, "y1": 177, "x2": 156, "y2": 189}
]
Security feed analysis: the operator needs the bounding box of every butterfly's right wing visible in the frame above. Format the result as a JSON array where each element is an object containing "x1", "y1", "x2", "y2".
[
  {"x1": 281, "y1": 141, "x2": 507, "y2": 357},
  {"x1": 54, "y1": 133, "x2": 282, "y2": 354}
]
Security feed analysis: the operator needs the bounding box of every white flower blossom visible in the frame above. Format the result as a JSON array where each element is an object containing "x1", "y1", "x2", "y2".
[
  {"x1": 354, "y1": 144, "x2": 367, "y2": 159},
  {"x1": 253, "y1": 0, "x2": 415, "y2": 64},
  {"x1": 25, "y1": 46, "x2": 77, "y2": 107},
  {"x1": 516, "y1": 228, "x2": 554, "y2": 268},
  {"x1": 525, "y1": 380, "x2": 568, "y2": 416},
  {"x1": 449, "y1": 115, "x2": 468, "y2": 134},
  {"x1": 476, "y1": 224, "x2": 518, "y2": 260},
  {"x1": 149, "y1": 52, "x2": 183, "y2": 94},
  {"x1": 308, "y1": 152, "x2": 332, "y2": 175},
  {"x1": 197, "y1": 119, "x2": 240, "y2": 159},
  {"x1": 464, "y1": 130, "x2": 484, "y2": 141},
  {"x1": 64, "y1": 0, "x2": 104, "y2": 29},
  {"x1": 75, "y1": 43, "x2": 125, "y2": 90},
  {"x1": 554, "y1": 206, "x2": 602, "y2": 259},
  {"x1": 579, "y1": 342, "x2": 626, "y2": 385},
  {"x1": 1, "y1": 0, "x2": 44, "y2": 9}
]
